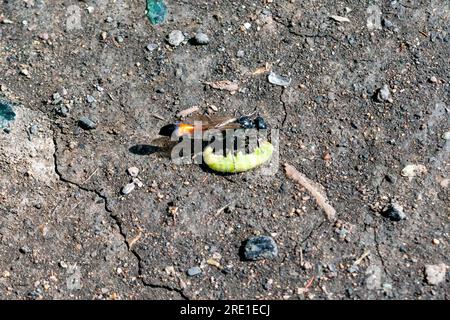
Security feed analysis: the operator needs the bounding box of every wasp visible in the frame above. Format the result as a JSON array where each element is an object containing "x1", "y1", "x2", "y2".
[
  {"x1": 158, "y1": 114, "x2": 267, "y2": 137},
  {"x1": 136, "y1": 114, "x2": 272, "y2": 173}
]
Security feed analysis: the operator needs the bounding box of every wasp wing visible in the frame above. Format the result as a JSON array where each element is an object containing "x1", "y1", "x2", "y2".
[{"x1": 183, "y1": 114, "x2": 241, "y2": 130}]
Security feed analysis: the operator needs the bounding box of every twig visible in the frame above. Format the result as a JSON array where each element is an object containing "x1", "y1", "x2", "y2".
[
  {"x1": 153, "y1": 114, "x2": 165, "y2": 120},
  {"x1": 177, "y1": 106, "x2": 199, "y2": 118},
  {"x1": 305, "y1": 276, "x2": 315, "y2": 289},
  {"x1": 354, "y1": 250, "x2": 371, "y2": 266},
  {"x1": 83, "y1": 168, "x2": 98, "y2": 183},
  {"x1": 284, "y1": 163, "x2": 336, "y2": 221},
  {"x1": 128, "y1": 228, "x2": 143, "y2": 249},
  {"x1": 207, "y1": 202, "x2": 231, "y2": 224}
]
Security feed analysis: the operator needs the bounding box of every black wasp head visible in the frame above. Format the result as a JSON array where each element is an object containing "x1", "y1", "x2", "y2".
[
  {"x1": 254, "y1": 116, "x2": 267, "y2": 130},
  {"x1": 159, "y1": 124, "x2": 177, "y2": 136},
  {"x1": 237, "y1": 116, "x2": 255, "y2": 129}
]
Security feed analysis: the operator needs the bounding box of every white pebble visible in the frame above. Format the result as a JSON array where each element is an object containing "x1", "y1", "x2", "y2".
[
  {"x1": 121, "y1": 183, "x2": 135, "y2": 195},
  {"x1": 425, "y1": 263, "x2": 447, "y2": 285},
  {"x1": 168, "y1": 30, "x2": 185, "y2": 47},
  {"x1": 132, "y1": 178, "x2": 144, "y2": 188},
  {"x1": 127, "y1": 166, "x2": 139, "y2": 177},
  {"x1": 401, "y1": 164, "x2": 427, "y2": 177},
  {"x1": 268, "y1": 72, "x2": 291, "y2": 87}
]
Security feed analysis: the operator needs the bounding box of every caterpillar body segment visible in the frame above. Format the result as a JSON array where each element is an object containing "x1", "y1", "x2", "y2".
[{"x1": 203, "y1": 141, "x2": 274, "y2": 173}]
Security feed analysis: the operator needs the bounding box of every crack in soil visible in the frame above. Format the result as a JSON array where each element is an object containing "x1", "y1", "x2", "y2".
[
  {"x1": 51, "y1": 129, "x2": 187, "y2": 299},
  {"x1": 373, "y1": 227, "x2": 391, "y2": 279},
  {"x1": 141, "y1": 277, "x2": 190, "y2": 300},
  {"x1": 280, "y1": 87, "x2": 288, "y2": 128},
  {"x1": 301, "y1": 220, "x2": 326, "y2": 244},
  {"x1": 272, "y1": 16, "x2": 340, "y2": 42}
]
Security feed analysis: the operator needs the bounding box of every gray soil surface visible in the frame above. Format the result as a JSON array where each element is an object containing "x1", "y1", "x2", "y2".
[{"x1": 0, "y1": 0, "x2": 449, "y2": 300}]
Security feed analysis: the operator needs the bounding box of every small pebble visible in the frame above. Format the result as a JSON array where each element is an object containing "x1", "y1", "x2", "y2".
[
  {"x1": 55, "y1": 105, "x2": 69, "y2": 117},
  {"x1": 243, "y1": 22, "x2": 251, "y2": 29},
  {"x1": 106, "y1": 17, "x2": 113, "y2": 23},
  {"x1": 376, "y1": 84, "x2": 393, "y2": 103},
  {"x1": 348, "y1": 265, "x2": 359, "y2": 273},
  {"x1": 429, "y1": 76, "x2": 438, "y2": 83},
  {"x1": 78, "y1": 117, "x2": 97, "y2": 130},
  {"x1": 441, "y1": 131, "x2": 450, "y2": 140},
  {"x1": 193, "y1": 32, "x2": 210, "y2": 45},
  {"x1": 20, "y1": 69, "x2": 30, "y2": 77},
  {"x1": 86, "y1": 95, "x2": 96, "y2": 104},
  {"x1": 382, "y1": 283, "x2": 394, "y2": 297},
  {"x1": 236, "y1": 50, "x2": 245, "y2": 58},
  {"x1": 19, "y1": 246, "x2": 31, "y2": 254},
  {"x1": 121, "y1": 183, "x2": 135, "y2": 195},
  {"x1": 401, "y1": 164, "x2": 427, "y2": 177},
  {"x1": 263, "y1": 278, "x2": 273, "y2": 290},
  {"x1": 29, "y1": 124, "x2": 38, "y2": 135},
  {"x1": 38, "y1": 33, "x2": 49, "y2": 41},
  {"x1": 52, "y1": 92, "x2": 62, "y2": 102},
  {"x1": 186, "y1": 266, "x2": 202, "y2": 277},
  {"x1": 244, "y1": 235, "x2": 278, "y2": 261},
  {"x1": 268, "y1": 72, "x2": 291, "y2": 87},
  {"x1": 132, "y1": 178, "x2": 144, "y2": 188},
  {"x1": 116, "y1": 36, "x2": 124, "y2": 43},
  {"x1": 382, "y1": 203, "x2": 406, "y2": 221},
  {"x1": 167, "y1": 30, "x2": 185, "y2": 47},
  {"x1": 382, "y1": 18, "x2": 394, "y2": 29},
  {"x1": 425, "y1": 263, "x2": 447, "y2": 285},
  {"x1": 146, "y1": 43, "x2": 158, "y2": 51},
  {"x1": 127, "y1": 167, "x2": 139, "y2": 177},
  {"x1": 432, "y1": 239, "x2": 440, "y2": 245}
]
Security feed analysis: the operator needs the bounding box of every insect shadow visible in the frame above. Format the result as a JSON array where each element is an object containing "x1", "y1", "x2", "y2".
[
  {"x1": 238, "y1": 239, "x2": 250, "y2": 261},
  {"x1": 129, "y1": 144, "x2": 161, "y2": 156},
  {"x1": 197, "y1": 161, "x2": 240, "y2": 177}
]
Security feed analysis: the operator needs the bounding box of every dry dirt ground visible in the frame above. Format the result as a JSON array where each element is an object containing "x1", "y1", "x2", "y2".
[{"x1": 0, "y1": 0, "x2": 449, "y2": 300}]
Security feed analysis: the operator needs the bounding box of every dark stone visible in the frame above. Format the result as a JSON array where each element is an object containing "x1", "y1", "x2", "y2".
[
  {"x1": 78, "y1": 116, "x2": 97, "y2": 130},
  {"x1": 19, "y1": 246, "x2": 31, "y2": 254},
  {"x1": 382, "y1": 203, "x2": 406, "y2": 221},
  {"x1": 243, "y1": 235, "x2": 278, "y2": 261}
]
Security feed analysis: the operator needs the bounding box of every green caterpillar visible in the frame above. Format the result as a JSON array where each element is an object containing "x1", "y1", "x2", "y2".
[{"x1": 203, "y1": 141, "x2": 274, "y2": 173}]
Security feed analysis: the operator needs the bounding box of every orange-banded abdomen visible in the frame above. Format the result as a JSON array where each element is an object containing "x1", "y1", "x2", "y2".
[{"x1": 159, "y1": 123, "x2": 196, "y2": 137}]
